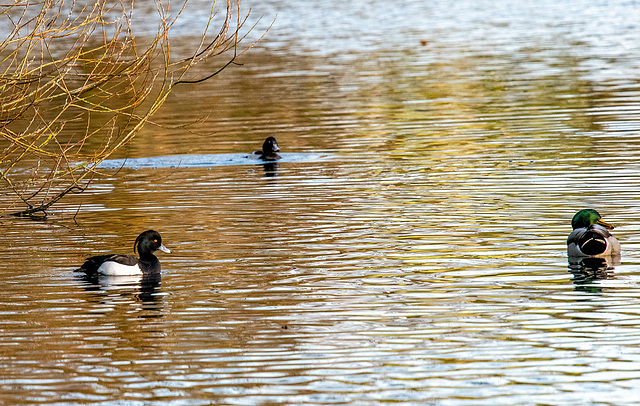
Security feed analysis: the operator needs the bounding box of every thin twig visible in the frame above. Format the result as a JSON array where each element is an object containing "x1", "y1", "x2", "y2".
[{"x1": 2, "y1": 0, "x2": 262, "y2": 217}]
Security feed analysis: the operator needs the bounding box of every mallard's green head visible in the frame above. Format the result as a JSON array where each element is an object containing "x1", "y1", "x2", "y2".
[{"x1": 571, "y1": 209, "x2": 615, "y2": 230}]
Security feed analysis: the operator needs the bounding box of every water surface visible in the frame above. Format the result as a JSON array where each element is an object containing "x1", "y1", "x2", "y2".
[{"x1": 3, "y1": 0, "x2": 640, "y2": 404}]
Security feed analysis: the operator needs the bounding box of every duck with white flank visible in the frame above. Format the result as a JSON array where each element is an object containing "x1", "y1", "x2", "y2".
[{"x1": 76, "y1": 230, "x2": 170, "y2": 276}]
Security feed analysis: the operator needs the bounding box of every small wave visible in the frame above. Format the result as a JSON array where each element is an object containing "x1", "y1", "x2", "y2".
[{"x1": 96, "y1": 152, "x2": 334, "y2": 169}]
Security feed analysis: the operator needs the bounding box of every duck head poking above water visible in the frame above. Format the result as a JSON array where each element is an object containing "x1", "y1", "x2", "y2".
[
  {"x1": 250, "y1": 136, "x2": 281, "y2": 161},
  {"x1": 76, "y1": 230, "x2": 171, "y2": 276},
  {"x1": 567, "y1": 209, "x2": 620, "y2": 257}
]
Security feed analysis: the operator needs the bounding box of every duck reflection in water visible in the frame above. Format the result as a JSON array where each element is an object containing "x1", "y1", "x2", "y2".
[
  {"x1": 76, "y1": 272, "x2": 164, "y2": 315},
  {"x1": 568, "y1": 256, "x2": 619, "y2": 292},
  {"x1": 262, "y1": 161, "x2": 278, "y2": 177}
]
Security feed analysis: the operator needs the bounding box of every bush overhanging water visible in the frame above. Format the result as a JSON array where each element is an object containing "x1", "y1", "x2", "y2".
[{"x1": 0, "y1": 0, "x2": 260, "y2": 217}]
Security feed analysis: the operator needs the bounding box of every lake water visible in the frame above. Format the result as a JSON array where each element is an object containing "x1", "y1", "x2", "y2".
[{"x1": 3, "y1": 0, "x2": 640, "y2": 404}]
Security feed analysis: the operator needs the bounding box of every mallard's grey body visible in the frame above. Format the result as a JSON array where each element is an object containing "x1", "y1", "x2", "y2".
[{"x1": 567, "y1": 209, "x2": 620, "y2": 257}]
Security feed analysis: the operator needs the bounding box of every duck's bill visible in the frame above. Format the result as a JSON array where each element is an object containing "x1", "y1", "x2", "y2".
[
  {"x1": 159, "y1": 244, "x2": 171, "y2": 253},
  {"x1": 596, "y1": 219, "x2": 615, "y2": 229}
]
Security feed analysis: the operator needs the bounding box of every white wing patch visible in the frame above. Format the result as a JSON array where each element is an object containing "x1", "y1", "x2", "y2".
[{"x1": 97, "y1": 261, "x2": 142, "y2": 276}]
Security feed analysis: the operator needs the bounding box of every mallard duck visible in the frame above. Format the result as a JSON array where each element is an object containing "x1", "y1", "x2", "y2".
[
  {"x1": 76, "y1": 230, "x2": 170, "y2": 276},
  {"x1": 567, "y1": 209, "x2": 620, "y2": 257},
  {"x1": 249, "y1": 136, "x2": 281, "y2": 161}
]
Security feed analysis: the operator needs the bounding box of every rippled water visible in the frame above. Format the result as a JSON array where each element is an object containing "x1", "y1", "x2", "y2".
[{"x1": 4, "y1": 0, "x2": 640, "y2": 404}]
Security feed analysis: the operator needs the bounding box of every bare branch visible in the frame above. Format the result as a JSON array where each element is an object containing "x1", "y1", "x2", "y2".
[{"x1": 1, "y1": 0, "x2": 260, "y2": 217}]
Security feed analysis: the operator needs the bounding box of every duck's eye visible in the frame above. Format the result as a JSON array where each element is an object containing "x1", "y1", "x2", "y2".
[{"x1": 154, "y1": 239, "x2": 158, "y2": 243}]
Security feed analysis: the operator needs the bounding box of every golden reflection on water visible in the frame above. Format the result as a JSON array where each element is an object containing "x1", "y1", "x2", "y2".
[{"x1": 4, "y1": 0, "x2": 640, "y2": 404}]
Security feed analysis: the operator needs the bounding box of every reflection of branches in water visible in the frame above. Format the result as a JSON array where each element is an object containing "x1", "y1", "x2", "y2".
[
  {"x1": 568, "y1": 256, "x2": 619, "y2": 292},
  {"x1": 0, "y1": 0, "x2": 268, "y2": 217}
]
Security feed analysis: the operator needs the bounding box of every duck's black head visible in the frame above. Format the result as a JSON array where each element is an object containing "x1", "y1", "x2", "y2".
[
  {"x1": 261, "y1": 136, "x2": 281, "y2": 160},
  {"x1": 134, "y1": 230, "x2": 171, "y2": 256}
]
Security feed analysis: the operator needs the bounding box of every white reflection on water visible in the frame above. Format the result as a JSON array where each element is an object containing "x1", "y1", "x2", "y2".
[{"x1": 97, "y1": 152, "x2": 333, "y2": 169}]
